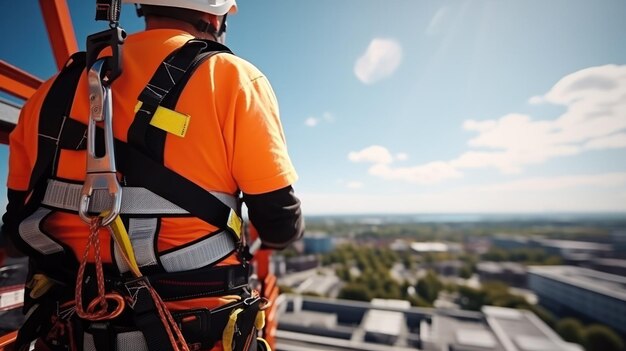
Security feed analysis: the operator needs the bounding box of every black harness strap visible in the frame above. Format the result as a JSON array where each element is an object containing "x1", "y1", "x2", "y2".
[
  {"x1": 54, "y1": 39, "x2": 237, "y2": 234},
  {"x1": 28, "y1": 52, "x2": 86, "y2": 196},
  {"x1": 128, "y1": 39, "x2": 232, "y2": 163},
  {"x1": 13, "y1": 53, "x2": 87, "y2": 281},
  {"x1": 115, "y1": 140, "x2": 235, "y2": 231},
  {"x1": 14, "y1": 53, "x2": 86, "y2": 351}
]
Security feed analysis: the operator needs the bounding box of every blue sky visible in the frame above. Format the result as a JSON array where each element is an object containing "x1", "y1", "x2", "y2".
[{"x1": 1, "y1": 0, "x2": 626, "y2": 215}]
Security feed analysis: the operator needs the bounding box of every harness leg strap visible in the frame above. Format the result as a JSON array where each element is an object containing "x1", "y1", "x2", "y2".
[{"x1": 125, "y1": 277, "x2": 175, "y2": 351}]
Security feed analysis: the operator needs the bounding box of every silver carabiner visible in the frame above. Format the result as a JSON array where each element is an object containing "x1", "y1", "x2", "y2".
[{"x1": 79, "y1": 59, "x2": 122, "y2": 226}]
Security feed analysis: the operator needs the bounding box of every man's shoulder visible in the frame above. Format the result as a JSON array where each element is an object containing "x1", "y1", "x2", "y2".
[{"x1": 209, "y1": 52, "x2": 267, "y2": 86}]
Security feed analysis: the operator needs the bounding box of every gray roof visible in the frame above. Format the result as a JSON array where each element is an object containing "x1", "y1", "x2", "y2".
[
  {"x1": 528, "y1": 265, "x2": 626, "y2": 302},
  {"x1": 483, "y1": 306, "x2": 583, "y2": 351}
]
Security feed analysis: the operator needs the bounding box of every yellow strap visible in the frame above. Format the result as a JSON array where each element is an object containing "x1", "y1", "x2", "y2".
[
  {"x1": 222, "y1": 308, "x2": 244, "y2": 351},
  {"x1": 28, "y1": 274, "x2": 55, "y2": 299},
  {"x1": 108, "y1": 215, "x2": 142, "y2": 277},
  {"x1": 135, "y1": 101, "x2": 190, "y2": 138},
  {"x1": 254, "y1": 310, "x2": 266, "y2": 330},
  {"x1": 256, "y1": 337, "x2": 272, "y2": 351},
  {"x1": 227, "y1": 210, "x2": 243, "y2": 240}
]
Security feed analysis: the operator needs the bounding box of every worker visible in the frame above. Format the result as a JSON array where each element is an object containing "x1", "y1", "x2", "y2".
[{"x1": 1, "y1": 0, "x2": 304, "y2": 350}]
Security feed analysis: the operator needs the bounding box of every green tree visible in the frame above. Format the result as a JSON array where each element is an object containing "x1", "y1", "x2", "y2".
[
  {"x1": 555, "y1": 318, "x2": 585, "y2": 345},
  {"x1": 583, "y1": 324, "x2": 624, "y2": 351},
  {"x1": 335, "y1": 266, "x2": 351, "y2": 282},
  {"x1": 457, "y1": 285, "x2": 486, "y2": 311},
  {"x1": 338, "y1": 283, "x2": 372, "y2": 302},
  {"x1": 459, "y1": 265, "x2": 473, "y2": 279},
  {"x1": 416, "y1": 271, "x2": 443, "y2": 303}
]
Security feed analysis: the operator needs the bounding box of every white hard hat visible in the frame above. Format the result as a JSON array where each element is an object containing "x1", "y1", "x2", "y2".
[{"x1": 123, "y1": 0, "x2": 237, "y2": 16}]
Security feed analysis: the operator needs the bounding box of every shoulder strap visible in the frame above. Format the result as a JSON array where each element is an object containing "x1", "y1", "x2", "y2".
[
  {"x1": 29, "y1": 52, "x2": 86, "y2": 194},
  {"x1": 127, "y1": 39, "x2": 232, "y2": 163},
  {"x1": 14, "y1": 52, "x2": 87, "y2": 282},
  {"x1": 57, "y1": 40, "x2": 241, "y2": 235}
]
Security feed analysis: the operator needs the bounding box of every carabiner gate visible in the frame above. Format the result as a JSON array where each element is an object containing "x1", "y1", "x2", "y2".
[{"x1": 79, "y1": 59, "x2": 122, "y2": 226}]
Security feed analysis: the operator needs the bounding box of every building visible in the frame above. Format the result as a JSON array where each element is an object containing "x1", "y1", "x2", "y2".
[
  {"x1": 586, "y1": 258, "x2": 626, "y2": 277},
  {"x1": 303, "y1": 232, "x2": 334, "y2": 254},
  {"x1": 528, "y1": 265, "x2": 626, "y2": 335},
  {"x1": 536, "y1": 239, "x2": 613, "y2": 259},
  {"x1": 276, "y1": 295, "x2": 582, "y2": 351},
  {"x1": 612, "y1": 229, "x2": 626, "y2": 258},
  {"x1": 426, "y1": 260, "x2": 465, "y2": 277},
  {"x1": 410, "y1": 242, "x2": 463, "y2": 254},
  {"x1": 491, "y1": 235, "x2": 531, "y2": 250},
  {"x1": 477, "y1": 261, "x2": 527, "y2": 287}
]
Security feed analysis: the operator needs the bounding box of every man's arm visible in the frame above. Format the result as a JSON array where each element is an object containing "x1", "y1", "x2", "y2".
[{"x1": 243, "y1": 186, "x2": 304, "y2": 250}]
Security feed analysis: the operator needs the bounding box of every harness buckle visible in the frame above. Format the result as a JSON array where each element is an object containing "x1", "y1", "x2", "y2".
[{"x1": 79, "y1": 59, "x2": 122, "y2": 226}]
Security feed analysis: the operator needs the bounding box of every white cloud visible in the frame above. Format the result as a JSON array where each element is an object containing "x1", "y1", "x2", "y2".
[
  {"x1": 305, "y1": 117, "x2": 319, "y2": 127},
  {"x1": 395, "y1": 153, "x2": 409, "y2": 161},
  {"x1": 433, "y1": 65, "x2": 626, "y2": 177},
  {"x1": 299, "y1": 172, "x2": 626, "y2": 214},
  {"x1": 452, "y1": 65, "x2": 626, "y2": 173},
  {"x1": 354, "y1": 38, "x2": 403, "y2": 84},
  {"x1": 349, "y1": 65, "x2": 626, "y2": 187},
  {"x1": 584, "y1": 132, "x2": 626, "y2": 150},
  {"x1": 348, "y1": 145, "x2": 394, "y2": 164},
  {"x1": 305, "y1": 112, "x2": 334, "y2": 127},
  {"x1": 347, "y1": 181, "x2": 364, "y2": 189},
  {"x1": 528, "y1": 95, "x2": 544, "y2": 105}
]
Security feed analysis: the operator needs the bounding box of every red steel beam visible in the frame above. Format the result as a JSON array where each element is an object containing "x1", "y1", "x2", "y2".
[
  {"x1": 39, "y1": 0, "x2": 79, "y2": 70},
  {"x1": 0, "y1": 60, "x2": 42, "y2": 100}
]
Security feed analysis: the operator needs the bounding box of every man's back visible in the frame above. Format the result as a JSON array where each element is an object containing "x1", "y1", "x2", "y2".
[{"x1": 9, "y1": 29, "x2": 297, "y2": 264}]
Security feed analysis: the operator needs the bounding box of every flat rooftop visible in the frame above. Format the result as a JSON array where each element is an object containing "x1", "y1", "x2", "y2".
[
  {"x1": 528, "y1": 265, "x2": 626, "y2": 302},
  {"x1": 484, "y1": 306, "x2": 583, "y2": 351},
  {"x1": 537, "y1": 239, "x2": 612, "y2": 252}
]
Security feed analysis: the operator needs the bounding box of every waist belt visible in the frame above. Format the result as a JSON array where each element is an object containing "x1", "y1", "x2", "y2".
[
  {"x1": 81, "y1": 296, "x2": 261, "y2": 351},
  {"x1": 75, "y1": 264, "x2": 250, "y2": 302}
]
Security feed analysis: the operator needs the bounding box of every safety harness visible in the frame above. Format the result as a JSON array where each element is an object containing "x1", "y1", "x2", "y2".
[{"x1": 12, "y1": 3, "x2": 266, "y2": 351}]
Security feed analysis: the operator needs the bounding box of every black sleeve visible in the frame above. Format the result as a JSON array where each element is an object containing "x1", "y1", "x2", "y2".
[
  {"x1": 1, "y1": 189, "x2": 28, "y2": 257},
  {"x1": 242, "y1": 185, "x2": 304, "y2": 250}
]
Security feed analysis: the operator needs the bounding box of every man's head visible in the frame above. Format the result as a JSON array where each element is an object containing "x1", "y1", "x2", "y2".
[{"x1": 122, "y1": 0, "x2": 237, "y2": 43}]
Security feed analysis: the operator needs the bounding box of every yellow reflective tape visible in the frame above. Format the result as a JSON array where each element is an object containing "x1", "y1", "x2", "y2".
[
  {"x1": 254, "y1": 310, "x2": 266, "y2": 330},
  {"x1": 222, "y1": 308, "x2": 244, "y2": 351},
  {"x1": 109, "y1": 215, "x2": 142, "y2": 277},
  {"x1": 227, "y1": 210, "x2": 242, "y2": 239},
  {"x1": 135, "y1": 101, "x2": 190, "y2": 138}
]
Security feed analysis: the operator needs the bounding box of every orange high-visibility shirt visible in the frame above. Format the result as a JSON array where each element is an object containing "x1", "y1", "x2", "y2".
[{"x1": 8, "y1": 28, "x2": 297, "y2": 267}]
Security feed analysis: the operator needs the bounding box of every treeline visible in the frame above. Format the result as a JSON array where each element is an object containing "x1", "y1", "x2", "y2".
[
  {"x1": 305, "y1": 221, "x2": 614, "y2": 242},
  {"x1": 481, "y1": 247, "x2": 562, "y2": 265}
]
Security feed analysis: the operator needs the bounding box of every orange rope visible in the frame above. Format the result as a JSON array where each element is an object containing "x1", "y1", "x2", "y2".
[
  {"x1": 74, "y1": 216, "x2": 189, "y2": 350},
  {"x1": 75, "y1": 217, "x2": 117, "y2": 320}
]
